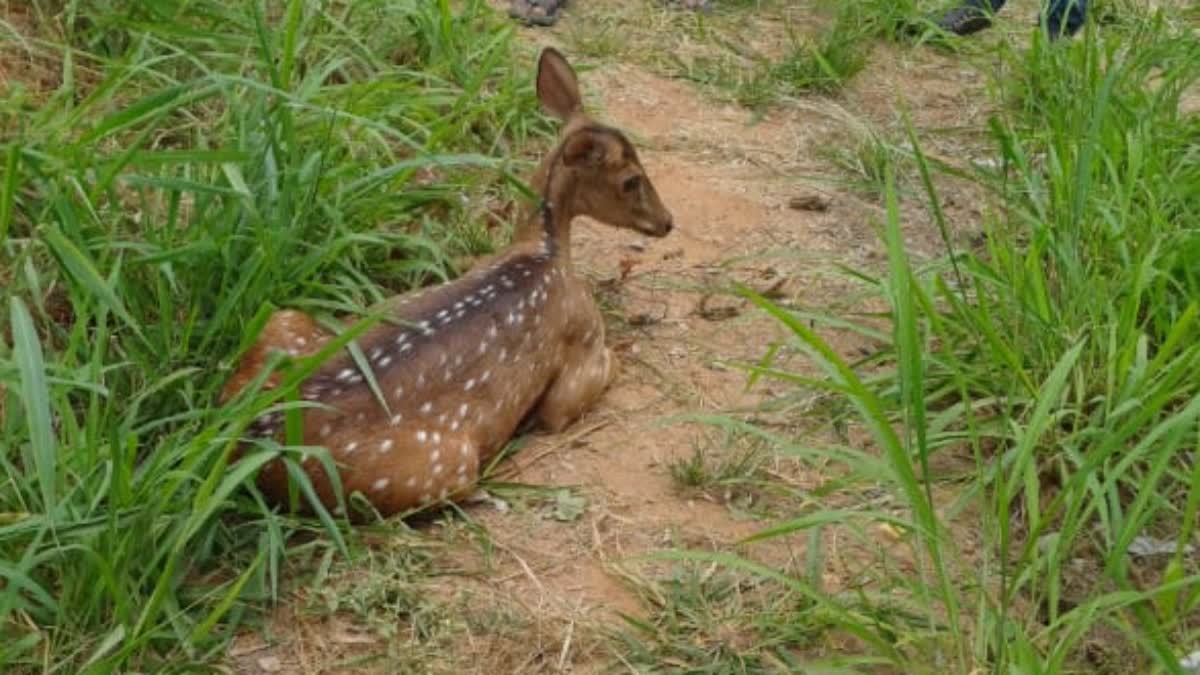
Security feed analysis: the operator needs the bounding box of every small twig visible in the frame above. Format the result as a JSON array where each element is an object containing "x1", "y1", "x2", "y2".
[
  {"x1": 556, "y1": 610, "x2": 577, "y2": 671},
  {"x1": 511, "y1": 545, "x2": 546, "y2": 596},
  {"x1": 695, "y1": 293, "x2": 744, "y2": 321}
]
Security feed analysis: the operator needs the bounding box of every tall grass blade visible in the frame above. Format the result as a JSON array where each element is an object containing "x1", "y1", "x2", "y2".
[{"x1": 9, "y1": 297, "x2": 57, "y2": 514}]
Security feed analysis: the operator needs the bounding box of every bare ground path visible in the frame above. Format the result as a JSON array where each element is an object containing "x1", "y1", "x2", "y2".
[{"x1": 228, "y1": 3, "x2": 997, "y2": 673}]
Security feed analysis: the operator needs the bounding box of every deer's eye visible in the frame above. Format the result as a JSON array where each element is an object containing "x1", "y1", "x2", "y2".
[{"x1": 622, "y1": 175, "x2": 641, "y2": 193}]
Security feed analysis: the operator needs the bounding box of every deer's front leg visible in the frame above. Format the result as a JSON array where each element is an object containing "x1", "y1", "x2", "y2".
[{"x1": 536, "y1": 337, "x2": 618, "y2": 433}]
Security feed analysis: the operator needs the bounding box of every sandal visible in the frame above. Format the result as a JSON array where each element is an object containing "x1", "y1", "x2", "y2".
[
  {"x1": 936, "y1": 1, "x2": 995, "y2": 35},
  {"x1": 509, "y1": 0, "x2": 568, "y2": 27}
]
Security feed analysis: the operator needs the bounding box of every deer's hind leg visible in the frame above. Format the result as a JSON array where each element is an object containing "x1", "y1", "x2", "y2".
[
  {"x1": 536, "y1": 337, "x2": 618, "y2": 434},
  {"x1": 220, "y1": 309, "x2": 336, "y2": 402},
  {"x1": 258, "y1": 426, "x2": 485, "y2": 519}
]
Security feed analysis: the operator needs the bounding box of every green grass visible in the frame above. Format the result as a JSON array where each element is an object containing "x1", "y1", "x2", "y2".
[
  {"x1": 767, "y1": 2, "x2": 871, "y2": 95},
  {"x1": 562, "y1": 0, "x2": 872, "y2": 111},
  {"x1": 641, "y1": 4, "x2": 1200, "y2": 674},
  {"x1": 669, "y1": 2, "x2": 872, "y2": 109},
  {"x1": 668, "y1": 427, "x2": 774, "y2": 511},
  {"x1": 815, "y1": 109, "x2": 908, "y2": 198},
  {"x1": 0, "y1": 0, "x2": 551, "y2": 671},
  {"x1": 613, "y1": 562, "x2": 844, "y2": 673}
]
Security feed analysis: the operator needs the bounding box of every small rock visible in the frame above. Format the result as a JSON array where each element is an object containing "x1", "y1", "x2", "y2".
[
  {"x1": 629, "y1": 240, "x2": 647, "y2": 252},
  {"x1": 788, "y1": 194, "x2": 831, "y2": 212},
  {"x1": 1181, "y1": 649, "x2": 1200, "y2": 674},
  {"x1": 1128, "y1": 535, "x2": 1194, "y2": 557},
  {"x1": 257, "y1": 656, "x2": 282, "y2": 673},
  {"x1": 464, "y1": 489, "x2": 509, "y2": 512},
  {"x1": 874, "y1": 523, "x2": 903, "y2": 542}
]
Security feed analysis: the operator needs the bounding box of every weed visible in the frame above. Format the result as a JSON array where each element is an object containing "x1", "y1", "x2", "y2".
[
  {"x1": 613, "y1": 562, "x2": 831, "y2": 673},
  {"x1": 669, "y1": 429, "x2": 769, "y2": 500},
  {"x1": 810, "y1": 105, "x2": 908, "y2": 197},
  {"x1": 670, "y1": 2, "x2": 872, "y2": 110},
  {"x1": 768, "y1": 3, "x2": 871, "y2": 97}
]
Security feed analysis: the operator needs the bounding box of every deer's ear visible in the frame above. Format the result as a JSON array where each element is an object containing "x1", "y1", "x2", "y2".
[
  {"x1": 537, "y1": 48, "x2": 582, "y2": 121},
  {"x1": 561, "y1": 129, "x2": 611, "y2": 168}
]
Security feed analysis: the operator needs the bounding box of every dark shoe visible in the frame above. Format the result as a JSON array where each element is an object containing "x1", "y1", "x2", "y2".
[
  {"x1": 938, "y1": 4, "x2": 994, "y2": 35},
  {"x1": 509, "y1": 0, "x2": 566, "y2": 27},
  {"x1": 1044, "y1": 15, "x2": 1086, "y2": 40}
]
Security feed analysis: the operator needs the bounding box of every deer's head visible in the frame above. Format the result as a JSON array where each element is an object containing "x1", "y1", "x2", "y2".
[{"x1": 536, "y1": 48, "x2": 674, "y2": 238}]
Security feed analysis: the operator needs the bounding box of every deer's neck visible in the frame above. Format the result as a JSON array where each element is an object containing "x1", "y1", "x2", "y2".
[{"x1": 512, "y1": 157, "x2": 578, "y2": 266}]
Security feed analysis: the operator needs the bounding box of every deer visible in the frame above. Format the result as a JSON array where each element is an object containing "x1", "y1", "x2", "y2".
[{"x1": 221, "y1": 47, "x2": 674, "y2": 519}]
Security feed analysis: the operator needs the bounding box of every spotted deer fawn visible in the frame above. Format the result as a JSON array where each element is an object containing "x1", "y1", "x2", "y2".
[{"x1": 222, "y1": 48, "x2": 673, "y2": 518}]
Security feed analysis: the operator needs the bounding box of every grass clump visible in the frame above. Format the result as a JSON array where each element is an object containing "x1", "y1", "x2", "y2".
[
  {"x1": 675, "y1": 3, "x2": 872, "y2": 109},
  {"x1": 645, "y1": 8, "x2": 1200, "y2": 674},
  {"x1": 613, "y1": 563, "x2": 834, "y2": 673},
  {"x1": 0, "y1": 0, "x2": 550, "y2": 671},
  {"x1": 766, "y1": 3, "x2": 871, "y2": 97},
  {"x1": 669, "y1": 427, "x2": 772, "y2": 508}
]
